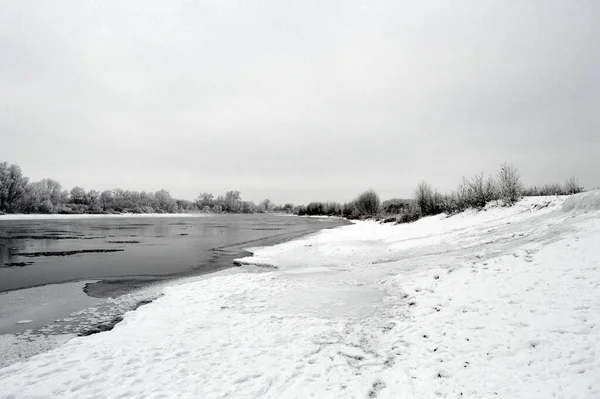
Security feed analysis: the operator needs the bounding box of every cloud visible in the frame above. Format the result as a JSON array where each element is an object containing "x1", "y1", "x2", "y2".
[{"x1": 1, "y1": 0, "x2": 598, "y2": 203}]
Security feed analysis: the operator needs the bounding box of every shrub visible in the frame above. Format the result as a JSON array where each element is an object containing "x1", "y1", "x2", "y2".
[
  {"x1": 523, "y1": 178, "x2": 584, "y2": 197},
  {"x1": 341, "y1": 202, "x2": 354, "y2": 218},
  {"x1": 458, "y1": 173, "x2": 498, "y2": 209},
  {"x1": 38, "y1": 199, "x2": 54, "y2": 214},
  {"x1": 88, "y1": 205, "x2": 104, "y2": 213},
  {"x1": 497, "y1": 163, "x2": 522, "y2": 205},
  {"x1": 354, "y1": 189, "x2": 380, "y2": 217},
  {"x1": 123, "y1": 207, "x2": 143, "y2": 214},
  {"x1": 414, "y1": 181, "x2": 444, "y2": 216},
  {"x1": 439, "y1": 193, "x2": 458, "y2": 214},
  {"x1": 324, "y1": 202, "x2": 342, "y2": 216},
  {"x1": 523, "y1": 184, "x2": 560, "y2": 196},
  {"x1": 414, "y1": 181, "x2": 432, "y2": 214},
  {"x1": 396, "y1": 203, "x2": 421, "y2": 224},
  {"x1": 306, "y1": 202, "x2": 325, "y2": 215},
  {"x1": 564, "y1": 177, "x2": 584, "y2": 195},
  {"x1": 381, "y1": 198, "x2": 412, "y2": 214},
  {"x1": 541, "y1": 183, "x2": 563, "y2": 196}
]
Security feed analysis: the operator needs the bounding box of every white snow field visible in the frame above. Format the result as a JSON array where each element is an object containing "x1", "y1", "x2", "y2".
[{"x1": 1, "y1": 192, "x2": 600, "y2": 398}]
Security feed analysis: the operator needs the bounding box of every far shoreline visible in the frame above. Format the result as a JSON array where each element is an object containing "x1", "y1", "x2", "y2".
[
  {"x1": 0, "y1": 212, "x2": 313, "y2": 221},
  {"x1": 0, "y1": 212, "x2": 211, "y2": 221}
]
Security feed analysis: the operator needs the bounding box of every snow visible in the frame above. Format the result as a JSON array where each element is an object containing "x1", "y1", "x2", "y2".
[
  {"x1": 0, "y1": 213, "x2": 209, "y2": 221},
  {"x1": 563, "y1": 190, "x2": 600, "y2": 212},
  {"x1": 1, "y1": 193, "x2": 600, "y2": 398}
]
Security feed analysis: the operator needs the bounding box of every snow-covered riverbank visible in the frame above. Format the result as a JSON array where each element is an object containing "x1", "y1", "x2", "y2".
[{"x1": 1, "y1": 193, "x2": 599, "y2": 398}]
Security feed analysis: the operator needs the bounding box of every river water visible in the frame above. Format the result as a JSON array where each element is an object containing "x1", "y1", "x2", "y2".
[{"x1": 0, "y1": 214, "x2": 349, "y2": 348}]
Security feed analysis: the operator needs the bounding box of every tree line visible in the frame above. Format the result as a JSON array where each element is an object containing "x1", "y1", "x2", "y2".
[
  {"x1": 0, "y1": 161, "x2": 286, "y2": 215},
  {"x1": 1, "y1": 160, "x2": 585, "y2": 219},
  {"x1": 293, "y1": 163, "x2": 585, "y2": 223}
]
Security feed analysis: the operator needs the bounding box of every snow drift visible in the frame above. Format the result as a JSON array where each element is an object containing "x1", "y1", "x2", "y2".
[
  {"x1": 1, "y1": 195, "x2": 599, "y2": 398},
  {"x1": 562, "y1": 189, "x2": 600, "y2": 212}
]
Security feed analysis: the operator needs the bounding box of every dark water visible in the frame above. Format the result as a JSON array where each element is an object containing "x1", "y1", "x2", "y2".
[
  {"x1": 0, "y1": 214, "x2": 348, "y2": 365},
  {"x1": 0, "y1": 214, "x2": 349, "y2": 295}
]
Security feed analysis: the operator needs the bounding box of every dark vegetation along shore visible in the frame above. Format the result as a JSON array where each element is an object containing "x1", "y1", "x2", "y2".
[
  {"x1": 296, "y1": 163, "x2": 585, "y2": 224},
  {"x1": 0, "y1": 159, "x2": 586, "y2": 224},
  {"x1": 0, "y1": 161, "x2": 292, "y2": 216}
]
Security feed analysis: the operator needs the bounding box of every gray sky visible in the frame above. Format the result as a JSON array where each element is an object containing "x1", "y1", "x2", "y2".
[{"x1": 1, "y1": 1, "x2": 598, "y2": 204}]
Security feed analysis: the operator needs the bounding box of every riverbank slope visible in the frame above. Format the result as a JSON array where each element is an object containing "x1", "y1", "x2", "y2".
[{"x1": 1, "y1": 192, "x2": 599, "y2": 398}]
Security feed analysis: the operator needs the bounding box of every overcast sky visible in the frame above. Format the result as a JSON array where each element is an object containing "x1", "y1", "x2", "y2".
[{"x1": 1, "y1": 1, "x2": 598, "y2": 204}]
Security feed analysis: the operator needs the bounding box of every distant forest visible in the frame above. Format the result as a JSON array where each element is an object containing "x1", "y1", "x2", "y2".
[
  {"x1": 0, "y1": 160, "x2": 586, "y2": 221},
  {"x1": 0, "y1": 161, "x2": 291, "y2": 215}
]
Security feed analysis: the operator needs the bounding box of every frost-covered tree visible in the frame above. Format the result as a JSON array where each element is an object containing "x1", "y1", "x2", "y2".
[
  {"x1": 70, "y1": 186, "x2": 88, "y2": 204},
  {"x1": 0, "y1": 162, "x2": 29, "y2": 212},
  {"x1": 497, "y1": 163, "x2": 523, "y2": 206},
  {"x1": 260, "y1": 199, "x2": 272, "y2": 212},
  {"x1": 19, "y1": 179, "x2": 65, "y2": 213},
  {"x1": 155, "y1": 189, "x2": 177, "y2": 213},
  {"x1": 196, "y1": 192, "x2": 214, "y2": 208},
  {"x1": 224, "y1": 190, "x2": 242, "y2": 213}
]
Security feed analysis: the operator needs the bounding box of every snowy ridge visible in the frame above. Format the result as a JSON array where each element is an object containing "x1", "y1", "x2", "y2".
[
  {"x1": 562, "y1": 190, "x2": 600, "y2": 212},
  {"x1": 1, "y1": 194, "x2": 599, "y2": 398}
]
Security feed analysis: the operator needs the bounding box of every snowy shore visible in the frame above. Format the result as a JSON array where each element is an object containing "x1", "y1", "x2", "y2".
[{"x1": 1, "y1": 192, "x2": 599, "y2": 398}]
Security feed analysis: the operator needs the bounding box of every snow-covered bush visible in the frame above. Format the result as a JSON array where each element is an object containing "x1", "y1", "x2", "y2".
[
  {"x1": 396, "y1": 202, "x2": 421, "y2": 223},
  {"x1": 523, "y1": 178, "x2": 584, "y2": 197},
  {"x1": 564, "y1": 177, "x2": 584, "y2": 195},
  {"x1": 459, "y1": 173, "x2": 499, "y2": 209},
  {"x1": 497, "y1": 163, "x2": 523, "y2": 205}
]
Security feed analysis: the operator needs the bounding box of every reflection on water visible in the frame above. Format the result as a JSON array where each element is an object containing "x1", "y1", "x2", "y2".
[
  {"x1": 0, "y1": 214, "x2": 349, "y2": 366},
  {"x1": 0, "y1": 214, "x2": 348, "y2": 293}
]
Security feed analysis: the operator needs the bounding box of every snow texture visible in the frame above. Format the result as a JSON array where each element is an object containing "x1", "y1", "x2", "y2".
[
  {"x1": 1, "y1": 194, "x2": 599, "y2": 398},
  {"x1": 563, "y1": 190, "x2": 600, "y2": 212}
]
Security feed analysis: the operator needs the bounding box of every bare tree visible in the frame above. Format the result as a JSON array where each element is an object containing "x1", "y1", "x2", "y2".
[
  {"x1": 458, "y1": 173, "x2": 498, "y2": 209},
  {"x1": 414, "y1": 181, "x2": 434, "y2": 215},
  {"x1": 196, "y1": 192, "x2": 214, "y2": 208},
  {"x1": 564, "y1": 177, "x2": 583, "y2": 195},
  {"x1": 155, "y1": 189, "x2": 177, "y2": 213},
  {"x1": 260, "y1": 198, "x2": 272, "y2": 212},
  {"x1": 70, "y1": 186, "x2": 88, "y2": 205},
  {"x1": 497, "y1": 163, "x2": 523, "y2": 206},
  {"x1": 0, "y1": 162, "x2": 29, "y2": 212},
  {"x1": 100, "y1": 190, "x2": 114, "y2": 211},
  {"x1": 224, "y1": 190, "x2": 242, "y2": 213},
  {"x1": 414, "y1": 181, "x2": 445, "y2": 215},
  {"x1": 354, "y1": 189, "x2": 380, "y2": 216}
]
